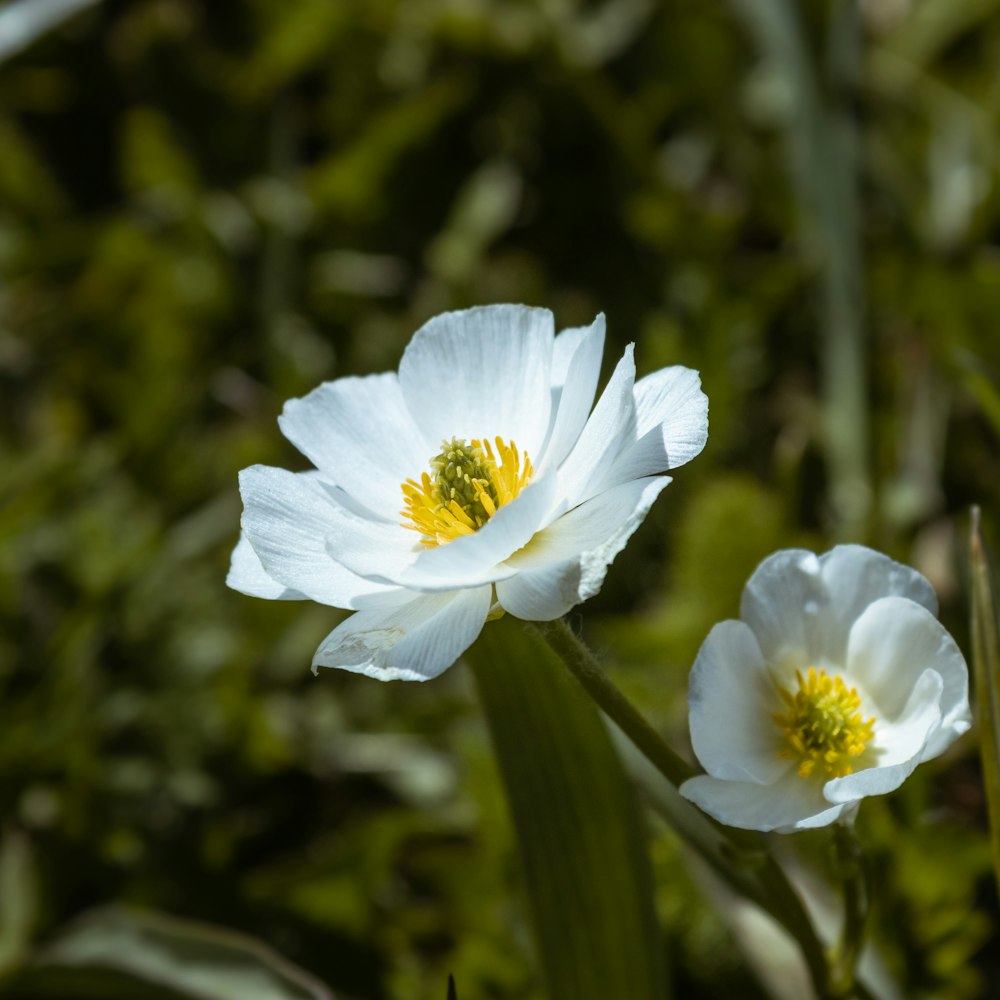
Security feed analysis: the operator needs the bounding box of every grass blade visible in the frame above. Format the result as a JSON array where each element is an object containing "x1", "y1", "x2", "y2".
[
  {"x1": 467, "y1": 617, "x2": 668, "y2": 999},
  {"x1": 17, "y1": 906, "x2": 333, "y2": 1000},
  {"x1": 729, "y1": 0, "x2": 869, "y2": 537},
  {"x1": 970, "y1": 506, "x2": 1000, "y2": 896},
  {"x1": 0, "y1": 830, "x2": 37, "y2": 979}
]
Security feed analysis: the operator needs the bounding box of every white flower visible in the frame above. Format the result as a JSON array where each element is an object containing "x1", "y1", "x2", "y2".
[
  {"x1": 679, "y1": 546, "x2": 971, "y2": 833},
  {"x1": 228, "y1": 305, "x2": 708, "y2": 681}
]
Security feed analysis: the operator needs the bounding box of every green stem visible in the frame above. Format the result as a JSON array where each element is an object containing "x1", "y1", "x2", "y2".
[
  {"x1": 533, "y1": 618, "x2": 694, "y2": 786},
  {"x1": 831, "y1": 822, "x2": 869, "y2": 997},
  {"x1": 532, "y1": 617, "x2": 834, "y2": 999}
]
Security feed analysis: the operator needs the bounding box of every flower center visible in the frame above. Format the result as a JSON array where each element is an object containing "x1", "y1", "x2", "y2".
[
  {"x1": 401, "y1": 437, "x2": 532, "y2": 547},
  {"x1": 773, "y1": 667, "x2": 876, "y2": 779}
]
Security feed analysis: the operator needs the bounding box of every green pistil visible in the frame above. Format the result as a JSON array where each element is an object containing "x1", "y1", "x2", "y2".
[{"x1": 431, "y1": 438, "x2": 499, "y2": 524}]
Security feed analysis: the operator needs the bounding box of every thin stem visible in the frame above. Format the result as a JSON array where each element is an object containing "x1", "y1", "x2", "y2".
[
  {"x1": 762, "y1": 859, "x2": 833, "y2": 999},
  {"x1": 532, "y1": 618, "x2": 694, "y2": 786},
  {"x1": 532, "y1": 617, "x2": 835, "y2": 999},
  {"x1": 831, "y1": 822, "x2": 869, "y2": 997}
]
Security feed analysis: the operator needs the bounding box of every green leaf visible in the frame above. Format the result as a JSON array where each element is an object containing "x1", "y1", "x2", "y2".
[
  {"x1": 878, "y1": 0, "x2": 1000, "y2": 72},
  {"x1": 0, "y1": 829, "x2": 38, "y2": 977},
  {"x1": 956, "y1": 351, "x2": 1000, "y2": 441},
  {"x1": 234, "y1": 0, "x2": 352, "y2": 100},
  {"x1": 970, "y1": 507, "x2": 1000, "y2": 897},
  {"x1": 306, "y1": 74, "x2": 473, "y2": 221},
  {"x1": 9, "y1": 906, "x2": 333, "y2": 1000},
  {"x1": 466, "y1": 617, "x2": 668, "y2": 1000}
]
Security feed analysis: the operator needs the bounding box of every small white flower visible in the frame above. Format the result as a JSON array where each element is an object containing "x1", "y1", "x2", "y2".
[
  {"x1": 228, "y1": 305, "x2": 708, "y2": 681},
  {"x1": 680, "y1": 545, "x2": 971, "y2": 833}
]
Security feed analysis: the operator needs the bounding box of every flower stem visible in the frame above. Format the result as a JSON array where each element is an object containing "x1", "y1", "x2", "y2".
[
  {"x1": 831, "y1": 821, "x2": 869, "y2": 996},
  {"x1": 532, "y1": 617, "x2": 835, "y2": 999},
  {"x1": 531, "y1": 618, "x2": 694, "y2": 786}
]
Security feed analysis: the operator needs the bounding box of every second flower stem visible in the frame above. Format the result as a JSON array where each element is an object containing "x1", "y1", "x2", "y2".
[{"x1": 832, "y1": 821, "x2": 869, "y2": 997}]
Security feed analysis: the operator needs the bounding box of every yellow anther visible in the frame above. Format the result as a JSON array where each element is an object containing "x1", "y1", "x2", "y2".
[
  {"x1": 773, "y1": 667, "x2": 876, "y2": 779},
  {"x1": 400, "y1": 436, "x2": 533, "y2": 547}
]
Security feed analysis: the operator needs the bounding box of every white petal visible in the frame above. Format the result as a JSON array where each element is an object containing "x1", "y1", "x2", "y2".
[
  {"x1": 554, "y1": 344, "x2": 637, "y2": 508},
  {"x1": 227, "y1": 533, "x2": 306, "y2": 600},
  {"x1": 318, "y1": 499, "x2": 425, "y2": 583},
  {"x1": 823, "y1": 669, "x2": 943, "y2": 805},
  {"x1": 602, "y1": 366, "x2": 708, "y2": 486},
  {"x1": 312, "y1": 586, "x2": 493, "y2": 681},
  {"x1": 679, "y1": 773, "x2": 847, "y2": 833},
  {"x1": 739, "y1": 546, "x2": 948, "y2": 674},
  {"x1": 874, "y1": 669, "x2": 943, "y2": 764},
  {"x1": 398, "y1": 305, "x2": 554, "y2": 461},
  {"x1": 687, "y1": 620, "x2": 792, "y2": 784},
  {"x1": 239, "y1": 465, "x2": 408, "y2": 609},
  {"x1": 818, "y1": 545, "x2": 938, "y2": 662},
  {"x1": 536, "y1": 314, "x2": 606, "y2": 475},
  {"x1": 278, "y1": 372, "x2": 430, "y2": 521},
  {"x1": 496, "y1": 476, "x2": 670, "y2": 620},
  {"x1": 493, "y1": 561, "x2": 580, "y2": 621},
  {"x1": 845, "y1": 596, "x2": 968, "y2": 729},
  {"x1": 738, "y1": 549, "x2": 829, "y2": 671},
  {"x1": 386, "y1": 476, "x2": 559, "y2": 592},
  {"x1": 925, "y1": 711, "x2": 972, "y2": 759}
]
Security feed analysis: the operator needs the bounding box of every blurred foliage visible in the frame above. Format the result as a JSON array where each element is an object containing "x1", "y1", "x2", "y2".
[{"x1": 1, "y1": 0, "x2": 1000, "y2": 997}]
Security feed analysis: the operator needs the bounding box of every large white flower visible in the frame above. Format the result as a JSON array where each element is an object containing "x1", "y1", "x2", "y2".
[
  {"x1": 680, "y1": 546, "x2": 971, "y2": 833},
  {"x1": 228, "y1": 304, "x2": 708, "y2": 681}
]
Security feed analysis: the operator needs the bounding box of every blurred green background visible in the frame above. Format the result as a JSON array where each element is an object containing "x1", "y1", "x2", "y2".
[{"x1": 2, "y1": 0, "x2": 1000, "y2": 997}]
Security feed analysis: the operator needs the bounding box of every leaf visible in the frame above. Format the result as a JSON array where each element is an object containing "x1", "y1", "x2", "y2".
[
  {"x1": 0, "y1": 829, "x2": 38, "y2": 977},
  {"x1": 466, "y1": 617, "x2": 668, "y2": 1000},
  {"x1": 0, "y1": 118, "x2": 65, "y2": 214},
  {"x1": 120, "y1": 108, "x2": 201, "y2": 204},
  {"x1": 233, "y1": 0, "x2": 352, "y2": 100},
  {"x1": 425, "y1": 159, "x2": 523, "y2": 282},
  {"x1": 970, "y1": 507, "x2": 1000, "y2": 897},
  {"x1": 955, "y1": 351, "x2": 1000, "y2": 442},
  {"x1": 306, "y1": 74, "x2": 473, "y2": 221},
  {"x1": 10, "y1": 906, "x2": 333, "y2": 1000},
  {"x1": 878, "y1": 0, "x2": 1000, "y2": 73}
]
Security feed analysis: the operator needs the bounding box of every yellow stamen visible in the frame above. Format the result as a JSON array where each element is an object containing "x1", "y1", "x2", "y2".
[
  {"x1": 400, "y1": 436, "x2": 533, "y2": 547},
  {"x1": 773, "y1": 667, "x2": 876, "y2": 779}
]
